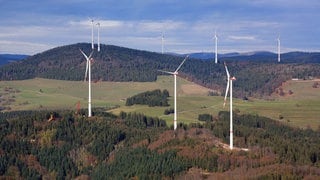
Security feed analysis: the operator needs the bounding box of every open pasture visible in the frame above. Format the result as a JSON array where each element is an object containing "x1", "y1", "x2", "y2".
[{"x1": 0, "y1": 77, "x2": 319, "y2": 129}]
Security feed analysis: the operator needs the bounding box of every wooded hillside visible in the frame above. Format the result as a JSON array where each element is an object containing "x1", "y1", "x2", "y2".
[
  {"x1": 0, "y1": 109, "x2": 320, "y2": 179},
  {"x1": 0, "y1": 43, "x2": 319, "y2": 97}
]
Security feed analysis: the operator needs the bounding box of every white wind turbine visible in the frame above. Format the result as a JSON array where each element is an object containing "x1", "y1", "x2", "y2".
[
  {"x1": 214, "y1": 31, "x2": 218, "y2": 64},
  {"x1": 277, "y1": 37, "x2": 281, "y2": 63},
  {"x1": 223, "y1": 62, "x2": 236, "y2": 150},
  {"x1": 80, "y1": 49, "x2": 94, "y2": 117},
  {"x1": 96, "y1": 22, "x2": 100, "y2": 52},
  {"x1": 159, "y1": 55, "x2": 189, "y2": 130}
]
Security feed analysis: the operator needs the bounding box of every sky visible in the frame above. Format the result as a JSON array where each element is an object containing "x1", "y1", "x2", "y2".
[{"x1": 0, "y1": 0, "x2": 319, "y2": 55}]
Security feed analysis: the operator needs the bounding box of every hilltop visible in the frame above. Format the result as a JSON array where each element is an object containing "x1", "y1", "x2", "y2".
[{"x1": 0, "y1": 43, "x2": 319, "y2": 97}]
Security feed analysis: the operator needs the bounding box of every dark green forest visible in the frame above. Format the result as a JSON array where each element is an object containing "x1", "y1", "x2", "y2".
[
  {"x1": 125, "y1": 89, "x2": 170, "y2": 107},
  {"x1": 0, "y1": 43, "x2": 319, "y2": 97},
  {"x1": 1, "y1": 109, "x2": 320, "y2": 179}
]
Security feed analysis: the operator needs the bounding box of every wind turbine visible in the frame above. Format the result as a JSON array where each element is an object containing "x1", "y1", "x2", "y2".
[
  {"x1": 277, "y1": 37, "x2": 281, "y2": 63},
  {"x1": 223, "y1": 62, "x2": 236, "y2": 150},
  {"x1": 96, "y1": 22, "x2": 100, "y2": 52},
  {"x1": 80, "y1": 49, "x2": 94, "y2": 117},
  {"x1": 158, "y1": 55, "x2": 189, "y2": 130},
  {"x1": 91, "y1": 19, "x2": 94, "y2": 50},
  {"x1": 214, "y1": 31, "x2": 218, "y2": 64}
]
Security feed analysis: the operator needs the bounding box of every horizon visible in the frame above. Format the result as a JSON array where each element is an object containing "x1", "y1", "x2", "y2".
[
  {"x1": 1, "y1": 42, "x2": 320, "y2": 57},
  {"x1": 1, "y1": 0, "x2": 320, "y2": 55}
]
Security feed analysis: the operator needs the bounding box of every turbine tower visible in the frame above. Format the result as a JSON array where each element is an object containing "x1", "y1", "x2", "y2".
[
  {"x1": 214, "y1": 31, "x2": 218, "y2": 64},
  {"x1": 158, "y1": 55, "x2": 189, "y2": 130},
  {"x1": 96, "y1": 22, "x2": 100, "y2": 52},
  {"x1": 223, "y1": 62, "x2": 236, "y2": 150},
  {"x1": 277, "y1": 37, "x2": 281, "y2": 62},
  {"x1": 80, "y1": 49, "x2": 94, "y2": 117},
  {"x1": 91, "y1": 19, "x2": 94, "y2": 50}
]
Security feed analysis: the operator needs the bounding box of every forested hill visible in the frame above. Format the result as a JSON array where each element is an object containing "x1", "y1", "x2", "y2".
[
  {"x1": 1, "y1": 109, "x2": 320, "y2": 179},
  {"x1": 0, "y1": 43, "x2": 190, "y2": 82},
  {"x1": 0, "y1": 43, "x2": 319, "y2": 97}
]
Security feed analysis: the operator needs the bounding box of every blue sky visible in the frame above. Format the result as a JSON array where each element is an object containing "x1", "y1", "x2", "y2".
[{"x1": 0, "y1": 0, "x2": 319, "y2": 55}]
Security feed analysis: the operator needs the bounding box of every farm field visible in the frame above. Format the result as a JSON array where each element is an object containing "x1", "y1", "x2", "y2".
[{"x1": 0, "y1": 76, "x2": 319, "y2": 129}]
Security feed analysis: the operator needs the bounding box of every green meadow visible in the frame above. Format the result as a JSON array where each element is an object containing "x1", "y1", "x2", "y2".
[{"x1": 0, "y1": 76, "x2": 319, "y2": 129}]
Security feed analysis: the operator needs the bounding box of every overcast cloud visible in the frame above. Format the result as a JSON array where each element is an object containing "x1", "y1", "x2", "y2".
[{"x1": 0, "y1": 0, "x2": 319, "y2": 55}]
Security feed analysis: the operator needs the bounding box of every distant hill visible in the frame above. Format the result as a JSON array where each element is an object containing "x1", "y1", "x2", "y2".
[
  {"x1": 0, "y1": 54, "x2": 28, "y2": 65},
  {"x1": 186, "y1": 51, "x2": 320, "y2": 63},
  {"x1": 0, "y1": 43, "x2": 319, "y2": 98},
  {"x1": 179, "y1": 52, "x2": 241, "y2": 60}
]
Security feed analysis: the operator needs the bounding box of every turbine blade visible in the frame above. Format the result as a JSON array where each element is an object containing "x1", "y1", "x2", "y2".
[
  {"x1": 223, "y1": 79, "x2": 230, "y2": 108},
  {"x1": 224, "y1": 62, "x2": 230, "y2": 79},
  {"x1": 158, "y1": 70, "x2": 174, "y2": 75},
  {"x1": 223, "y1": 62, "x2": 230, "y2": 108},
  {"x1": 88, "y1": 50, "x2": 94, "y2": 59},
  {"x1": 80, "y1": 49, "x2": 89, "y2": 60},
  {"x1": 175, "y1": 55, "x2": 189, "y2": 72}
]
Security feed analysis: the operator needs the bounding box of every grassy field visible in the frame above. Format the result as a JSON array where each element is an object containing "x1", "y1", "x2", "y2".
[{"x1": 0, "y1": 77, "x2": 319, "y2": 129}]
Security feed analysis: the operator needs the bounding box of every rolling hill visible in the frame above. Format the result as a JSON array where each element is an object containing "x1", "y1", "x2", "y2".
[
  {"x1": 0, "y1": 45, "x2": 320, "y2": 179},
  {"x1": 0, "y1": 43, "x2": 319, "y2": 97}
]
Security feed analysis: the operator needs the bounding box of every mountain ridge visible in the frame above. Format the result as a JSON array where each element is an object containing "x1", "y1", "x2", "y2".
[
  {"x1": 0, "y1": 54, "x2": 29, "y2": 65},
  {"x1": 182, "y1": 51, "x2": 320, "y2": 62},
  {"x1": 0, "y1": 43, "x2": 319, "y2": 98}
]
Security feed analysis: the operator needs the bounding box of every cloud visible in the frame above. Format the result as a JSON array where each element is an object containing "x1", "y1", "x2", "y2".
[
  {"x1": 70, "y1": 20, "x2": 125, "y2": 29},
  {"x1": 0, "y1": 40, "x2": 53, "y2": 55},
  {"x1": 138, "y1": 20, "x2": 185, "y2": 32},
  {"x1": 0, "y1": 0, "x2": 319, "y2": 54},
  {"x1": 246, "y1": 0, "x2": 320, "y2": 8},
  {"x1": 228, "y1": 35, "x2": 256, "y2": 41}
]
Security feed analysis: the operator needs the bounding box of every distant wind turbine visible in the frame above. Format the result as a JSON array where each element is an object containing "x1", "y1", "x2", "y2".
[
  {"x1": 223, "y1": 62, "x2": 236, "y2": 150},
  {"x1": 214, "y1": 31, "x2": 218, "y2": 64},
  {"x1": 277, "y1": 37, "x2": 281, "y2": 62},
  {"x1": 158, "y1": 55, "x2": 189, "y2": 130},
  {"x1": 80, "y1": 49, "x2": 94, "y2": 117},
  {"x1": 91, "y1": 19, "x2": 94, "y2": 50},
  {"x1": 96, "y1": 22, "x2": 100, "y2": 52}
]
